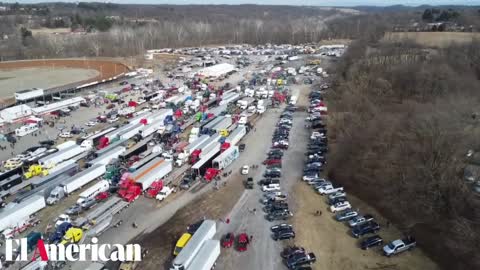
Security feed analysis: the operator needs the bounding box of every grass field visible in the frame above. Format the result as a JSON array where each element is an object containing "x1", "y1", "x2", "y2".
[{"x1": 382, "y1": 32, "x2": 480, "y2": 48}]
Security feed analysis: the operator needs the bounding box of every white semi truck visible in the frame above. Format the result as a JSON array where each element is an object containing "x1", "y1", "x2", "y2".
[{"x1": 47, "y1": 164, "x2": 106, "y2": 205}]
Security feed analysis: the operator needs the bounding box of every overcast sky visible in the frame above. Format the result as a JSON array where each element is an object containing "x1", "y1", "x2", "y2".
[{"x1": 6, "y1": 0, "x2": 480, "y2": 6}]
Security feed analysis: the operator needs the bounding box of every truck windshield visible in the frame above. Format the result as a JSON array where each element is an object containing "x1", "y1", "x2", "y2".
[{"x1": 387, "y1": 243, "x2": 396, "y2": 249}]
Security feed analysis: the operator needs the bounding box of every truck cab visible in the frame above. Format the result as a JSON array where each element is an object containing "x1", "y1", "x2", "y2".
[{"x1": 47, "y1": 187, "x2": 66, "y2": 205}]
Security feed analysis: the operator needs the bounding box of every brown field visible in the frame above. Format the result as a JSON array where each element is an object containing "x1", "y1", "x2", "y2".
[
  {"x1": 0, "y1": 59, "x2": 129, "y2": 105},
  {"x1": 382, "y1": 32, "x2": 480, "y2": 48},
  {"x1": 0, "y1": 59, "x2": 129, "y2": 81}
]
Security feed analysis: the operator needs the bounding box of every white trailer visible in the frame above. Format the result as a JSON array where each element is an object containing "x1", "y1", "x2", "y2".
[
  {"x1": 191, "y1": 143, "x2": 221, "y2": 176},
  {"x1": 202, "y1": 117, "x2": 224, "y2": 131},
  {"x1": 77, "y1": 180, "x2": 109, "y2": 204},
  {"x1": 87, "y1": 146, "x2": 126, "y2": 167},
  {"x1": 184, "y1": 135, "x2": 210, "y2": 156},
  {"x1": 119, "y1": 123, "x2": 143, "y2": 140},
  {"x1": 187, "y1": 240, "x2": 220, "y2": 270},
  {"x1": 132, "y1": 158, "x2": 172, "y2": 191},
  {"x1": 219, "y1": 93, "x2": 240, "y2": 105},
  {"x1": 56, "y1": 140, "x2": 76, "y2": 150},
  {"x1": 140, "y1": 121, "x2": 164, "y2": 138},
  {"x1": 0, "y1": 195, "x2": 46, "y2": 232},
  {"x1": 38, "y1": 144, "x2": 90, "y2": 167},
  {"x1": 195, "y1": 134, "x2": 221, "y2": 154},
  {"x1": 226, "y1": 126, "x2": 246, "y2": 145},
  {"x1": 46, "y1": 164, "x2": 106, "y2": 204},
  {"x1": 212, "y1": 146, "x2": 239, "y2": 170},
  {"x1": 211, "y1": 117, "x2": 232, "y2": 132},
  {"x1": 171, "y1": 220, "x2": 216, "y2": 270}
]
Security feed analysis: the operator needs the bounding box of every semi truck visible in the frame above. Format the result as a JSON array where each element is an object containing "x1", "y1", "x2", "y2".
[
  {"x1": 201, "y1": 116, "x2": 224, "y2": 133},
  {"x1": 187, "y1": 240, "x2": 220, "y2": 270},
  {"x1": 212, "y1": 146, "x2": 239, "y2": 170},
  {"x1": 184, "y1": 135, "x2": 210, "y2": 157},
  {"x1": 119, "y1": 138, "x2": 150, "y2": 161},
  {"x1": 38, "y1": 143, "x2": 90, "y2": 168},
  {"x1": 79, "y1": 127, "x2": 116, "y2": 148},
  {"x1": 210, "y1": 117, "x2": 232, "y2": 133},
  {"x1": 219, "y1": 93, "x2": 240, "y2": 105},
  {"x1": 87, "y1": 146, "x2": 126, "y2": 167},
  {"x1": 226, "y1": 126, "x2": 246, "y2": 145},
  {"x1": 0, "y1": 195, "x2": 46, "y2": 233},
  {"x1": 171, "y1": 220, "x2": 216, "y2": 270},
  {"x1": 119, "y1": 158, "x2": 172, "y2": 202},
  {"x1": 237, "y1": 97, "x2": 255, "y2": 110},
  {"x1": 46, "y1": 164, "x2": 106, "y2": 205},
  {"x1": 77, "y1": 180, "x2": 109, "y2": 204},
  {"x1": 189, "y1": 134, "x2": 221, "y2": 164},
  {"x1": 128, "y1": 152, "x2": 161, "y2": 172},
  {"x1": 191, "y1": 143, "x2": 221, "y2": 176}
]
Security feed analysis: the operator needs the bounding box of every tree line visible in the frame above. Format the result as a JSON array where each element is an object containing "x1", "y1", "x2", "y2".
[{"x1": 326, "y1": 34, "x2": 480, "y2": 270}]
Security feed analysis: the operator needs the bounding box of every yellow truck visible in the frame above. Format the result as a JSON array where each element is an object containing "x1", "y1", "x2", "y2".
[
  {"x1": 24, "y1": 165, "x2": 49, "y2": 179},
  {"x1": 173, "y1": 233, "x2": 192, "y2": 256},
  {"x1": 60, "y1": 227, "x2": 83, "y2": 245},
  {"x1": 219, "y1": 129, "x2": 229, "y2": 137}
]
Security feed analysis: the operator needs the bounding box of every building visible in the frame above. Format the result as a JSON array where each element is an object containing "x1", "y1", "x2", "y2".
[{"x1": 197, "y1": 63, "x2": 235, "y2": 78}]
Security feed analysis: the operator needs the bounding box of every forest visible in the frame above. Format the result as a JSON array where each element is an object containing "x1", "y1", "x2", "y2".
[{"x1": 327, "y1": 34, "x2": 480, "y2": 270}]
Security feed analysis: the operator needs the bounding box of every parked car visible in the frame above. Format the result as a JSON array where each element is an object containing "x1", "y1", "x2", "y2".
[
  {"x1": 241, "y1": 165, "x2": 249, "y2": 175},
  {"x1": 65, "y1": 204, "x2": 83, "y2": 215},
  {"x1": 281, "y1": 246, "x2": 305, "y2": 259},
  {"x1": 266, "y1": 210, "x2": 293, "y2": 221},
  {"x1": 221, "y1": 232, "x2": 234, "y2": 248},
  {"x1": 330, "y1": 201, "x2": 351, "y2": 213},
  {"x1": 58, "y1": 132, "x2": 72, "y2": 138},
  {"x1": 348, "y1": 214, "x2": 374, "y2": 228},
  {"x1": 317, "y1": 185, "x2": 344, "y2": 195},
  {"x1": 302, "y1": 174, "x2": 319, "y2": 181},
  {"x1": 335, "y1": 209, "x2": 358, "y2": 221},
  {"x1": 351, "y1": 221, "x2": 380, "y2": 238},
  {"x1": 328, "y1": 191, "x2": 346, "y2": 200},
  {"x1": 360, "y1": 235, "x2": 383, "y2": 250},
  {"x1": 328, "y1": 196, "x2": 348, "y2": 206},
  {"x1": 236, "y1": 233, "x2": 250, "y2": 252},
  {"x1": 271, "y1": 223, "x2": 293, "y2": 233},
  {"x1": 286, "y1": 252, "x2": 316, "y2": 269},
  {"x1": 80, "y1": 198, "x2": 97, "y2": 210},
  {"x1": 273, "y1": 229, "x2": 295, "y2": 241},
  {"x1": 383, "y1": 236, "x2": 416, "y2": 256},
  {"x1": 262, "y1": 184, "x2": 281, "y2": 192}
]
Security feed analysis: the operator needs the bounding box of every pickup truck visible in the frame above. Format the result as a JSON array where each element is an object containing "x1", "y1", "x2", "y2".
[
  {"x1": 156, "y1": 186, "x2": 175, "y2": 201},
  {"x1": 317, "y1": 185, "x2": 344, "y2": 195},
  {"x1": 383, "y1": 236, "x2": 416, "y2": 257}
]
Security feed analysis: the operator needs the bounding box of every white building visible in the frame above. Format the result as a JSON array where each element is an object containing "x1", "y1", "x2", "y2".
[{"x1": 197, "y1": 63, "x2": 235, "y2": 78}]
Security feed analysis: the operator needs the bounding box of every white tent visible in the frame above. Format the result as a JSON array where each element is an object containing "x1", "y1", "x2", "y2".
[{"x1": 197, "y1": 63, "x2": 235, "y2": 78}]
